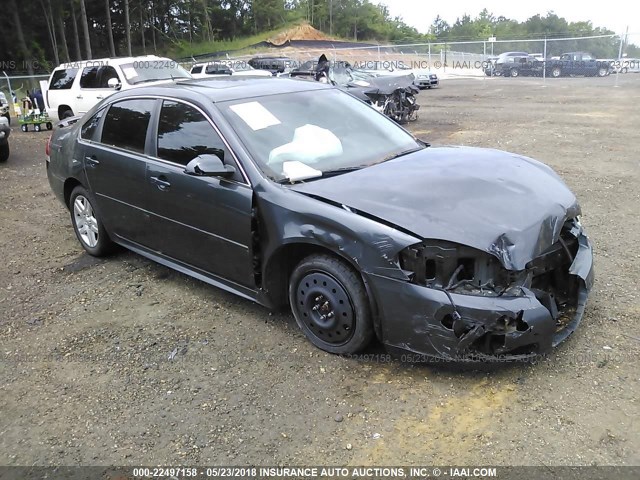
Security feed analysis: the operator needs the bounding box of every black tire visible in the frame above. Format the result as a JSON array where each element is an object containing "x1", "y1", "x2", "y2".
[
  {"x1": 34, "y1": 124, "x2": 41, "y2": 132},
  {"x1": 289, "y1": 254, "x2": 373, "y2": 354},
  {"x1": 597, "y1": 67, "x2": 608, "y2": 77},
  {"x1": 21, "y1": 124, "x2": 28, "y2": 132},
  {"x1": 69, "y1": 186, "x2": 114, "y2": 257},
  {"x1": 0, "y1": 143, "x2": 8, "y2": 162},
  {"x1": 551, "y1": 67, "x2": 562, "y2": 78},
  {"x1": 510, "y1": 68, "x2": 519, "y2": 77},
  {"x1": 61, "y1": 109, "x2": 74, "y2": 119},
  {"x1": 46, "y1": 122, "x2": 53, "y2": 130}
]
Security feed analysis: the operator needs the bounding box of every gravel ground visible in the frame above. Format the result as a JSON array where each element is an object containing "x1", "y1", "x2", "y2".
[{"x1": 0, "y1": 75, "x2": 638, "y2": 467}]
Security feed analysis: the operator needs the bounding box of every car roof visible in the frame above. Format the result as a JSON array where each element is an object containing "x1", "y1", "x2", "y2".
[
  {"x1": 112, "y1": 76, "x2": 333, "y2": 103},
  {"x1": 54, "y1": 55, "x2": 171, "y2": 70}
]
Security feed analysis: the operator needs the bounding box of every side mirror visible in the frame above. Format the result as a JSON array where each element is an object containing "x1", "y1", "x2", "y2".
[
  {"x1": 185, "y1": 154, "x2": 235, "y2": 177},
  {"x1": 107, "y1": 78, "x2": 121, "y2": 90}
]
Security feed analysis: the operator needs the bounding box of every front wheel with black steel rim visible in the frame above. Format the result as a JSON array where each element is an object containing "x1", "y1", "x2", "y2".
[
  {"x1": 289, "y1": 254, "x2": 374, "y2": 354},
  {"x1": 70, "y1": 186, "x2": 114, "y2": 256}
]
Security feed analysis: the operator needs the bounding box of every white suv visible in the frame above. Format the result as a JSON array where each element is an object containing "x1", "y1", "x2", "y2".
[{"x1": 45, "y1": 55, "x2": 191, "y2": 121}]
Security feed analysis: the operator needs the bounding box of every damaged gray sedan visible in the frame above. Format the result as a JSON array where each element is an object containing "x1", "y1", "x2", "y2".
[{"x1": 46, "y1": 77, "x2": 593, "y2": 361}]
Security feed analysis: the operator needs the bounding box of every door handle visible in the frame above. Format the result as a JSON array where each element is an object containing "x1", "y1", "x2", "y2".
[
  {"x1": 85, "y1": 155, "x2": 100, "y2": 167},
  {"x1": 150, "y1": 176, "x2": 171, "y2": 191},
  {"x1": 96, "y1": 96, "x2": 104, "y2": 100},
  {"x1": 76, "y1": 95, "x2": 83, "y2": 99}
]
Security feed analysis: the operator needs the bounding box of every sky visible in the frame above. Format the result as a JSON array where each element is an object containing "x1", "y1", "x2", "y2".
[{"x1": 375, "y1": 0, "x2": 639, "y2": 41}]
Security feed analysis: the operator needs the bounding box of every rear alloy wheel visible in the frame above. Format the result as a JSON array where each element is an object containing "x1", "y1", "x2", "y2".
[
  {"x1": 552, "y1": 67, "x2": 562, "y2": 78},
  {"x1": 70, "y1": 186, "x2": 114, "y2": 256},
  {"x1": 510, "y1": 68, "x2": 519, "y2": 77},
  {"x1": 289, "y1": 254, "x2": 373, "y2": 354}
]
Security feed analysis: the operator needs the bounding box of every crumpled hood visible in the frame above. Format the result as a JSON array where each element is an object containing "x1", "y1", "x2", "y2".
[
  {"x1": 360, "y1": 73, "x2": 417, "y2": 94},
  {"x1": 290, "y1": 146, "x2": 581, "y2": 270}
]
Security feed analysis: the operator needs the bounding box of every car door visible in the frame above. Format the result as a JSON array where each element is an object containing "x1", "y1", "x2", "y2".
[
  {"x1": 77, "y1": 66, "x2": 120, "y2": 115},
  {"x1": 144, "y1": 99, "x2": 254, "y2": 287},
  {"x1": 82, "y1": 98, "x2": 156, "y2": 245}
]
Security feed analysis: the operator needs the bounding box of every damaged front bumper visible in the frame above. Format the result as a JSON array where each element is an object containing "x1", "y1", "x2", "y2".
[{"x1": 367, "y1": 229, "x2": 594, "y2": 361}]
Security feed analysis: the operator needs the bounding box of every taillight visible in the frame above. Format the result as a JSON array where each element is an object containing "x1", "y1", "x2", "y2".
[{"x1": 45, "y1": 135, "x2": 52, "y2": 157}]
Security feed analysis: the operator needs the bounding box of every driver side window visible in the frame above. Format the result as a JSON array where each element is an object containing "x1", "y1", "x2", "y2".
[{"x1": 156, "y1": 101, "x2": 241, "y2": 180}]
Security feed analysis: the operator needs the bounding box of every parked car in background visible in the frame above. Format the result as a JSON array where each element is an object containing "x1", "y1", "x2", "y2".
[
  {"x1": 46, "y1": 77, "x2": 593, "y2": 361},
  {"x1": 0, "y1": 92, "x2": 10, "y2": 124},
  {"x1": 623, "y1": 58, "x2": 640, "y2": 73},
  {"x1": 248, "y1": 56, "x2": 295, "y2": 75},
  {"x1": 484, "y1": 51, "x2": 542, "y2": 77},
  {"x1": 190, "y1": 60, "x2": 272, "y2": 78},
  {"x1": 46, "y1": 55, "x2": 192, "y2": 121},
  {"x1": 545, "y1": 52, "x2": 609, "y2": 77},
  {"x1": 412, "y1": 69, "x2": 439, "y2": 89},
  {"x1": 608, "y1": 58, "x2": 640, "y2": 74},
  {"x1": 361, "y1": 64, "x2": 439, "y2": 89},
  {"x1": 0, "y1": 116, "x2": 10, "y2": 161}
]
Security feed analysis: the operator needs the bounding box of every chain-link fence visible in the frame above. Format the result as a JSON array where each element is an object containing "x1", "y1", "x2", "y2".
[{"x1": 188, "y1": 32, "x2": 640, "y2": 84}]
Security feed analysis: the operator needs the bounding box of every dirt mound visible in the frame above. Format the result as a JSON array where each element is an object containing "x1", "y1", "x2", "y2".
[{"x1": 268, "y1": 23, "x2": 332, "y2": 45}]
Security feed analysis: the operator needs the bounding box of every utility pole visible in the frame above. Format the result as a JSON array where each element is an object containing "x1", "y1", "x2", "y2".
[{"x1": 615, "y1": 26, "x2": 629, "y2": 87}]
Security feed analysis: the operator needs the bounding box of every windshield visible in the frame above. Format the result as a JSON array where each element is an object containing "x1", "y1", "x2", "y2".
[
  {"x1": 329, "y1": 66, "x2": 354, "y2": 86},
  {"x1": 120, "y1": 62, "x2": 191, "y2": 85},
  {"x1": 218, "y1": 88, "x2": 421, "y2": 182}
]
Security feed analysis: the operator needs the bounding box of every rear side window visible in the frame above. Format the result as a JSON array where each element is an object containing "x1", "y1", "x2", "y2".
[
  {"x1": 191, "y1": 66, "x2": 203, "y2": 74},
  {"x1": 49, "y1": 69, "x2": 78, "y2": 89},
  {"x1": 101, "y1": 99, "x2": 155, "y2": 153},
  {"x1": 157, "y1": 100, "x2": 226, "y2": 166},
  {"x1": 81, "y1": 109, "x2": 105, "y2": 141},
  {"x1": 205, "y1": 64, "x2": 232, "y2": 75},
  {"x1": 80, "y1": 66, "x2": 120, "y2": 88},
  {"x1": 80, "y1": 67, "x2": 100, "y2": 88}
]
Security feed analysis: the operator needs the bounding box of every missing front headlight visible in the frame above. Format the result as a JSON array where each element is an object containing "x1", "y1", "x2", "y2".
[{"x1": 399, "y1": 240, "x2": 526, "y2": 297}]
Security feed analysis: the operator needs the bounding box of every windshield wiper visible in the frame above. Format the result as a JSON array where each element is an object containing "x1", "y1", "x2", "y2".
[
  {"x1": 320, "y1": 166, "x2": 365, "y2": 177},
  {"x1": 379, "y1": 146, "x2": 425, "y2": 163},
  {"x1": 132, "y1": 77, "x2": 171, "y2": 85},
  {"x1": 275, "y1": 166, "x2": 362, "y2": 184},
  {"x1": 276, "y1": 146, "x2": 426, "y2": 184}
]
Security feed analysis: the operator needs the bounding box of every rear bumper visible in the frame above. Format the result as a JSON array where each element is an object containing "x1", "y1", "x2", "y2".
[
  {"x1": 46, "y1": 158, "x2": 67, "y2": 206},
  {"x1": 367, "y1": 231, "x2": 594, "y2": 362}
]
